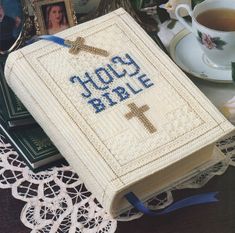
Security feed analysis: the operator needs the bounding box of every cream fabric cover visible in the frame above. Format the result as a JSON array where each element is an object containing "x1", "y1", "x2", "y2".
[{"x1": 4, "y1": 8, "x2": 234, "y2": 217}]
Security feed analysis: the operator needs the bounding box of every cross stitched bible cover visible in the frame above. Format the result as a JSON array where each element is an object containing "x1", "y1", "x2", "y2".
[{"x1": 4, "y1": 8, "x2": 234, "y2": 217}]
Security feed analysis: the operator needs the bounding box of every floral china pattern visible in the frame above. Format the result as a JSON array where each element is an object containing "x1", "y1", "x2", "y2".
[{"x1": 197, "y1": 31, "x2": 227, "y2": 50}]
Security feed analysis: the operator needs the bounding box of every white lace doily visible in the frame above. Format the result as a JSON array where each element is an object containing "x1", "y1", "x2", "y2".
[{"x1": 0, "y1": 132, "x2": 234, "y2": 233}]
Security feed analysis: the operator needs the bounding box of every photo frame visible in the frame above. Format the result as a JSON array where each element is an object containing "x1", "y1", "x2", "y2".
[
  {"x1": 0, "y1": 0, "x2": 33, "y2": 55},
  {"x1": 33, "y1": 0, "x2": 77, "y2": 35}
]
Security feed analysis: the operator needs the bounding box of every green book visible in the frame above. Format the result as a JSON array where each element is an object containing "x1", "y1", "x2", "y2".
[
  {"x1": 0, "y1": 113, "x2": 63, "y2": 171},
  {"x1": 0, "y1": 58, "x2": 35, "y2": 128}
]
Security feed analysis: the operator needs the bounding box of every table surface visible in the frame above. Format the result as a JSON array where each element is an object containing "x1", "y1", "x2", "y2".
[{"x1": 0, "y1": 166, "x2": 234, "y2": 233}]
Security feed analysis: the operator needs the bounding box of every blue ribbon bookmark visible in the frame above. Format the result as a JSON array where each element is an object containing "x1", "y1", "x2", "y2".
[
  {"x1": 37, "y1": 35, "x2": 70, "y2": 48},
  {"x1": 125, "y1": 192, "x2": 218, "y2": 216},
  {"x1": 28, "y1": 35, "x2": 109, "y2": 57}
]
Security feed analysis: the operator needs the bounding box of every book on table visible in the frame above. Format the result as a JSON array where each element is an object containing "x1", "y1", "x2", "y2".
[
  {"x1": 0, "y1": 113, "x2": 62, "y2": 171},
  {"x1": 4, "y1": 8, "x2": 234, "y2": 217},
  {"x1": 0, "y1": 57, "x2": 35, "y2": 128}
]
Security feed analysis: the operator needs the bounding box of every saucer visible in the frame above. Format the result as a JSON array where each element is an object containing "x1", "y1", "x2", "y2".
[{"x1": 169, "y1": 29, "x2": 232, "y2": 83}]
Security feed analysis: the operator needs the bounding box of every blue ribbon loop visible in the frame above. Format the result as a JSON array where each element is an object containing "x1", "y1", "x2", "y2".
[
  {"x1": 38, "y1": 35, "x2": 69, "y2": 48},
  {"x1": 125, "y1": 192, "x2": 218, "y2": 216},
  {"x1": 27, "y1": 35, "x2": 69, "y2": 48}
]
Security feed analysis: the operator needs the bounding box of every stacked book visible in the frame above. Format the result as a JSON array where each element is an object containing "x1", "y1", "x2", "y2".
[{"x1": 0, "y1": 56, "x2": 62, "y2": 171}]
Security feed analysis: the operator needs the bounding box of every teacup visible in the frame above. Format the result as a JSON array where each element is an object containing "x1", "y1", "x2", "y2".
[{"x1": 175, "y1": 0, "x2": 235, "y2": 69}]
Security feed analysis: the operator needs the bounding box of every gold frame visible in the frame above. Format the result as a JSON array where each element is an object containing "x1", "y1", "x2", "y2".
[
  {"x1": 33, "y1": 0, "x2": 77, "y2": 35},
  {"x1": 0, "y1": 0, "x2": 33, "y2": 55}
]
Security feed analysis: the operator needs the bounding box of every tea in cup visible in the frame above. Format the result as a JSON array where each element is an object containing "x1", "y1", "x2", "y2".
[{"x1": 175, "y1": 0, "x2": 235, "y2": 69}]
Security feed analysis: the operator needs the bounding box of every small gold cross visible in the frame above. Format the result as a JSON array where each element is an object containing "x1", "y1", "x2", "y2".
[
  {"x1": 125, "y1": 103, "x2": 157, "y2": 134},
  {"x1": 64, "y1": 37, "x2": 109, "y2": 57}
]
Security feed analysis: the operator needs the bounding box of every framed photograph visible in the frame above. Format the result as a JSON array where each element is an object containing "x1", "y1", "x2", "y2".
[
  {"x1": 33, "y1": 0, "x2": 77, "y2": 35},
  {"x1": 0, "y1": 0, "x2": 32, "y2": 54}
]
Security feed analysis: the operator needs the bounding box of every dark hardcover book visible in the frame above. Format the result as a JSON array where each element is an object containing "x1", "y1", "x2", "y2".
[
  {"x1": 0, "y1": 113, "x2": 63, "y2": 171},
  {"x1": 0, "y1": 58, "x2": 35, "y2": 128}
]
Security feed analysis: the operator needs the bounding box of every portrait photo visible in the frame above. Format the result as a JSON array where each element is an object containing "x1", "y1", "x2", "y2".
[
  {"x1": 34, "y1": 0, "x2": 77, "y2": 35},
  {"x1": 0, "y1": 0, "x2": 23, "y2": 52}
]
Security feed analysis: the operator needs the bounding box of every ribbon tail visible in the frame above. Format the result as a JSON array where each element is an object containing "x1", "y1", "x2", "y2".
[
  {"x1": 38, "y1": 35, "x2": 69, "y2": 48},
  {"x1": 161, "y1": 192, "x2": 218, "y2": 214},
  {"x1": 125, "y1": 192, "x2": 218, "y2": 217},
  {"x1": 27, "y1": 35, "x2": 70, "y2": 48}
]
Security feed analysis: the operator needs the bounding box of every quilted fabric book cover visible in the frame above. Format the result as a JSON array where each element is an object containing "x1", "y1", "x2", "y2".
[{"x1": 4, "y1": 8, "x2": 234, "y2": 217}]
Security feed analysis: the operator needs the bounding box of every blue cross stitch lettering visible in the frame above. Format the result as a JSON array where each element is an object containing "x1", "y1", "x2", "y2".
[
  {"x1": 88, "y1": 98, "x2": 106, "y2": 113},
  {"x1": 112, "y1": 54, "x2": 140, "y2": 77},
  {"x1": 107, "y1": 64, "x2": 126, "y2": 78},
  {"x1": 138, "y1": 74, "x2": 154, "y2": 88},
  {"x1": 69, "y1": 72, "x2": 109, "y2": 98},
  {"x1": 112, "y1": 86, "x2": 130, "y2": 101},
  {"x1": 69, "y1": 53, "x2": 155, "y2": 114},
  {"x1": 126, "y1": 82, "x2": 143, "y2": 94},
  {"x1": 95, "y1": 67, "x2": 113, "y2": 84},
  {"x1": 102, "y1": 93, "x2": 117, "y2": 107}
]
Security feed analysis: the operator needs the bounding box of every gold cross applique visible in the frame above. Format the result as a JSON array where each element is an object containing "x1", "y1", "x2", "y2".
[
  {"x1": 125, "y1": 103, "x2": 157, "y2": 134},
  {"x1": 64, "y1": 37, "x2": 109, "y2": 57}
]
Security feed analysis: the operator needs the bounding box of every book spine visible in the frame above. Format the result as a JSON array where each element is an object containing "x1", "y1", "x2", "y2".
[
  {"x1": 0, "y1": 58, "x2": 35, "y2": 128},
  {"x1": 4, "y1": 51, "x2": 107, "y2": 203},
  {"x1": 0, "y1": 63, "x2": 9, "y2": 122},
  {"x1": 0, "y1": 113, "x2": 33, "y2": 170}
]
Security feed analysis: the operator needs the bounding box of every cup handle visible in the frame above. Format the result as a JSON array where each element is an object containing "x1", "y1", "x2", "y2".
[{"x1": 175, "y1": 4, "x2": 193, "y2": 33}]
